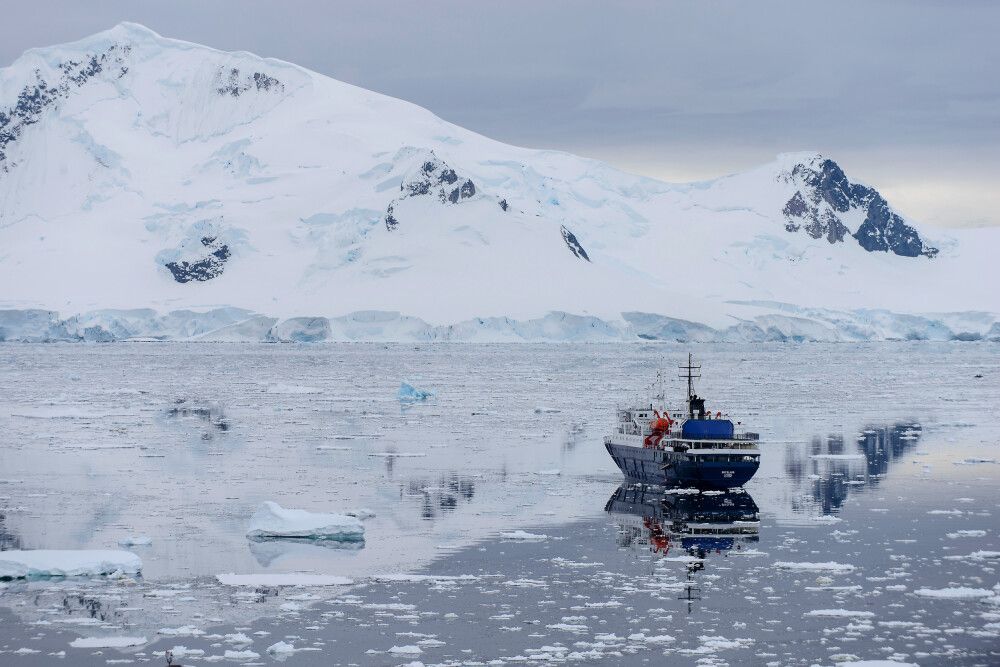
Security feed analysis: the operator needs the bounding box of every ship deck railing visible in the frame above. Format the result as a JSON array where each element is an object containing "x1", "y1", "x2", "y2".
[
  {"x1": 673, "y1": 441, "x2": 759, "y2": 451},
  {"x1": 679, "y1": 525, "x2": 761, "y2": 535}
]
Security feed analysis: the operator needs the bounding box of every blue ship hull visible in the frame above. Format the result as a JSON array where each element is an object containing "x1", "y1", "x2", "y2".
[{"x1": 605, "y1": 442, "x2": 758, "y2": 489}]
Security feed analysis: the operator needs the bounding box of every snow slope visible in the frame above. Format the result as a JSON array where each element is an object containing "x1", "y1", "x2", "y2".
[{"x1": 0, "y1": 23, "x2": 996, "y2": 341}]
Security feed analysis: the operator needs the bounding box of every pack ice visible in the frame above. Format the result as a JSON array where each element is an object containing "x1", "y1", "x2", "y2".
[
  {"x1": 0, "y1": 549, "x2": 142, "y2": 579},
  {"x1": 246, "y1": 501, "x2": 365, "y2": 541}
]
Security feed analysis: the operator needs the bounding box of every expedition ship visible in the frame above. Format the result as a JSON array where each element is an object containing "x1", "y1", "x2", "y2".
[{"x1": 604, "y1": 355, "x2": 760, "y2": 489}]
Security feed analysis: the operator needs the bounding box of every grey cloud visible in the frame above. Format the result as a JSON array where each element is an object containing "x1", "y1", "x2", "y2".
[{"x1": 0, "y1": 0, "x2": 997, "y2": 226}]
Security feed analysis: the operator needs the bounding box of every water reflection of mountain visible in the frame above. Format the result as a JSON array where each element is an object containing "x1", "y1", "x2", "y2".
[
  {"x1": 787, "y1": 422, "x2": 922, "y2": 516},
  {"x1": 605, "y1": 485, "x2": 759, "y2": 560},
  {"x1": 0, "y1": 510, "x2": 22, "y2": 551},
  {"x1": 401, "y1": 473, "x2": 476, "y2": 520}
]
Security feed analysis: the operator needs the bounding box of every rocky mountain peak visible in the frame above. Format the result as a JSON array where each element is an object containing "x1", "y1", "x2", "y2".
[
  {"x1": 0, "y1": 23, "x2": 290, "y2": 174},
  {"x1": 780, "y1": 155, "x2": 937, "y2": 258},
  {"x1": 384, "y1": 151, "x2": 506, "y2": 231}
]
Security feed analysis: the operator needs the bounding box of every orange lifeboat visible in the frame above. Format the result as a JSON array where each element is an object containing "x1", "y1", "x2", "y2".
[{"x1": 643, "y1": 410, "x2": 673, "y2": 448}]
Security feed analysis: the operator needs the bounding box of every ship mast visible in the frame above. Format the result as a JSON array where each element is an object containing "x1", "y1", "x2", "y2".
[
  {"x1": 655, "y1": 368, "x2": 664, "y2": 409},
  {"x1": 678, "y1": 353, "x2": 701, "y2": 418}
]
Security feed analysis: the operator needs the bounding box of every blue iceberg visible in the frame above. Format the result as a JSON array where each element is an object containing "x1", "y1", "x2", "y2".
[{"x1": 398, "y1": 382, "x2": 433, "y2": 402}]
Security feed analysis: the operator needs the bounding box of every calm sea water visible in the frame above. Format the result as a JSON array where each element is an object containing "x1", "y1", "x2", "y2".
[{"x1": 1, "y1": 342, "x2": 998, "y2": 665}]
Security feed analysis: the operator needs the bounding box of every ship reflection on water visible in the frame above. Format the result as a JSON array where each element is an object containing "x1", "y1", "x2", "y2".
[{"x1": 605, "y1": 484, "x2": 760, "y2": 610}]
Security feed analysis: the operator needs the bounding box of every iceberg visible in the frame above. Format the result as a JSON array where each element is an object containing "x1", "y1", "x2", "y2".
[
  {"x1": 398, "y1": 382, "x2": 433, "y2": 402},
  {"x1": 246, "y1": 501, "x2": 365, "y2": 541},
  {"x1": 0, "y1": 549, "x2": 142, "y2": 579},
  {"x1": 267, "y1": 641, "x2": 296, "y2": 656}
]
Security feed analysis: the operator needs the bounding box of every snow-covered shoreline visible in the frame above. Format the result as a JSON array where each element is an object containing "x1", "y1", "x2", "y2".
[{"x1": 1, "y1": 304, "x2": 997, "y2": 344}]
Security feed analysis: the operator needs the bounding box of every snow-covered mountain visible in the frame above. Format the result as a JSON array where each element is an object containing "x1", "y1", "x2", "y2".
[{"x1": 1, "y1": 23, "x2": 997, "y2": 342}]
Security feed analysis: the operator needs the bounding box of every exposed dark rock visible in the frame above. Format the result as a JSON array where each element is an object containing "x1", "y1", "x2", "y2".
[
  {"x1": 385, "y1": 203, "x2": 398, "y2": 231},
  {"x1": 854, "y1": 196, "x2": 936, "y2": 258},
  {"x1": 792, "y1": 159, "x2": 852, "y2": 212},
  {"x1": 385, "y1": 151, "x2": 489, "y2": 230},
  {"x1": 783, "y1": 191, "x2": 808, "y2": 218},
  {"x1": 0, "y1": 44, "x2": 130, "y2": 171},
  {"x1": 164, "y1": 236, "x2": 231, "y2": 283},
  {"x1": 499, "y1": 198, "x2": 508, "y2": 212},
  {"x1": 252, "y1": 72, "x2": 281, "y2": 91},
  {"x1": 805, "y1": 209, "x2": 849, "y2": 244},
  {"x1": 560, "y1": 225, "x2": 590, "y2": 261},
  {"x1": 215, "y1": 67, "x2": 284, "y2": 97},
  {"x1": 782, "y1": 157, "x2": 937, "y2": 257}
]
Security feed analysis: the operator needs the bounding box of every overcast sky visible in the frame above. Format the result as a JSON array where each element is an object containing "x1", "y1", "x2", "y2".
[{"x1": 2, "y1": 0, "x2": 997, "y2": 227}]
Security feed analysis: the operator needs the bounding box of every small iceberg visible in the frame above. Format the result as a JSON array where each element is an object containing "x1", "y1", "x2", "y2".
[
  {"x1": 0, "y1": 549, "x2": 142, "y2": 580},
  {"x1": 398, "y1": 382, "x2": 433, "y2": 402},
  {"x1": 246, "y1": 501, "x2": 365, "y2": 542},
  {"x1": 267, "y1": 641, "x2": 296, "y2": 657},
  {"x1": 70, "y1": 636, "x2": 147, "y2": 649}
]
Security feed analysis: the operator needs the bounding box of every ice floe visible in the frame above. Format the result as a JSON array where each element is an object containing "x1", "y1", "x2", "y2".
[
  {"x1": 947, "y1": 529, "x2": 987, "y2": 538},
  {"x1": 69, "y1": 636, "x2": 147, "y2": 648},
  {"x1": 773, "y1": 561, "x2": 856, "y2": 573},
  {"x1": 246, "y1": 501, "x2": 365, "y2": 541},
  {"x1": 216, "y1": 573, "x2": 353, "y2": 586},
  {"x1": 388, "y1": 644, "x2": 423, "y2": 655},
  {"x1": 500, "y1": 530, "x2": 549, "y2": 540},
  {"x1": 223, "y1": 649, "x2": 260, "y2": 660},
  {"x1": 369, "y1": 574, "x2": 479, "y2": 583},
  {"x1": 157, "y1": 625, "x2": 206, "y2": 637},
  {"x1": 804, "y1": 609, "x2": 875, "y2": 618},
  {"x1": 267, "y1": 384, "x2": 322, "y2": 394},
  {"x1": 914, "y1": 586, "x2": 994, "y2": 599}
]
